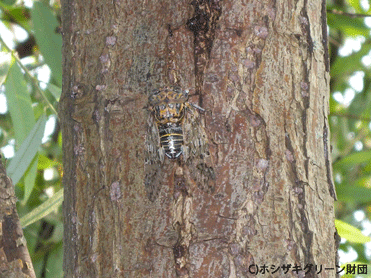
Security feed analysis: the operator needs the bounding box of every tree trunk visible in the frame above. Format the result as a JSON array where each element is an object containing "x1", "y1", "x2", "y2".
[{"x1": 60, "y1": 0, "x2": 337, "y2": 277}]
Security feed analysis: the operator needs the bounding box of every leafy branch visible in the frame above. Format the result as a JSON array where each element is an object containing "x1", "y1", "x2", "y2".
[{"x1": 0, "y1": 35, "x2": 58, "y2": 115}]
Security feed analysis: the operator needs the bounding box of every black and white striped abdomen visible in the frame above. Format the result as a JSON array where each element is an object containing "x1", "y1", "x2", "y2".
[{"x1": 159, "y1": 124, "x2": 183, "y2": 159}]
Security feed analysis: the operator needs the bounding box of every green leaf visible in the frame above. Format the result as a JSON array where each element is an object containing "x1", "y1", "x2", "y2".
[
  {"x1": 37, "y1": 154, "x2": 58, "y2": 170},
  {"x1": 335, "y1": 219, "x2": 371, "y2": 243},
  {"x1": 46, "y1": 82, "x2": 62, "y2": 100},
  {"x1": 334, "y1": 150, "x2": 371, "y2": 167},
  {"x1": 22, "y1": 156, "x2": 38, "y2": 204},
  {"x1": 48, "y1": 222, "x2": 63, "y2": 242},
  {"x1": 31, "y1": 2, "x2": 62, "y2": 87},
  {"x1": 328, "y1": 13, "x2": 369, "y2": 37},
  {"x1": 346, "y1": 0, "x2": 364, "y2": 12},
  {"x1": 0, "y1": 52, "x2": 11, "y2": 86},
  {"x1": 336, "y1": 182, "x2": 371, "y2": 203},
  {"x1": 45, "y1": 242, "x2": 63, "y2": 278},
  {"x1": 33, "y1": 260, "x2": 44, "y2": 278},
  {"x1": 330, "y1": 41, "x2": 371, "y2": 80},
  {"x1": 6, "y1": 115, "x2": 46, "y2": 185},
  {"x1": 45, "y1": 243, "x2": 63, "y2": 278},
  {"x1": 0, "y1": 0, "x2": 17, "y2": 5},
  {"x1": 4, "y1": 60, "x2": 35, "y2": 145},
  {"x1": 354, "y1": 175, "x2": 371, "y2": 188},
  {"x1": 0, "y1": 6, "x2": 32, "y2": 32},
  {"x1": 20, "y1": 188, "x2": 63, "y2": 228}
]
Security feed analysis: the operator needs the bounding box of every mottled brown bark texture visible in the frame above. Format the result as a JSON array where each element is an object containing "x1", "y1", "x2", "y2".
[
  {"x1": 0, "y1": 159, "x2": 36, "y2": 278},
  {"x1": 60, "y1": 0, "x2": 337, "y2": 277}
]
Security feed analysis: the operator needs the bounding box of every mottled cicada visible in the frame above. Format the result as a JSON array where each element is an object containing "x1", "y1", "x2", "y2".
[{"x1": 144, "y1": 86, "x2": 215, "y2": 201}]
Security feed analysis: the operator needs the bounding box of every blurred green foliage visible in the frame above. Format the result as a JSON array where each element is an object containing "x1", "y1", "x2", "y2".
[
  {"x1": 328, "y1": 0, "x2": 371, "y2": 274},
  {"x1": 0, "y1": 0, "x2": 371, "y2": 277},
  {"x1": 0, "y1": 1, "x2": 62, "y2": 277}
]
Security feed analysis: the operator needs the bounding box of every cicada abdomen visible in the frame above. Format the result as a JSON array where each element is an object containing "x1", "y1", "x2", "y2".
[{"x1": 158, "y1": 125, "x2": 183, "y2": 159}]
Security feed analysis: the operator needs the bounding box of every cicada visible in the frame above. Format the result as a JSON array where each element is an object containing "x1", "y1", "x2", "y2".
[{"x1": 144, "y1": 86, "x2": 215, "y2": 201}]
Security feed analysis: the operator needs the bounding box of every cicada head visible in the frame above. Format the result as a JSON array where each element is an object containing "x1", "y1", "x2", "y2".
[{"x1": 148, "y1": 86, "x2": 189, "y2": 125}]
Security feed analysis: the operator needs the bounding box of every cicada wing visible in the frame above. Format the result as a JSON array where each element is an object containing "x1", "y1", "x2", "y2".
[
  {"x1": 144, "y1": 163, "x2": 166, "y2": 202},
  {"x1": 183, "y1": 106, "x2": 216, "y2": 194},
  {"x1": 144, "y1": 115, "x2": 165, "y2": 201}
]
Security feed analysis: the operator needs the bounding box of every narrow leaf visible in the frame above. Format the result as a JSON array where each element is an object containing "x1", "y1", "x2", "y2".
[
  {"x1": 334, "y1": 150, "x2": 371, "y2": 167},
  {"x1": 327, "y1": 13, "x2": 369, "y2": 37},
  {"x1": 335, "y1": 219, "x2": 371, "y2": 244},
  {"x1": 338, "y1": 184, "x2": 371, "y2": 203},
  {"x1": 23, "y1": 156, "x2": 39, "y2": 204},
  {"x1": 45, "y1": 243, "x2": 63, "y2": 278},
  {"x1": 4, "y1": 60, "x2": 35, "y2": 144},
  {"x1": 20, "y1": 188, "x2": 64, "y2": 228},
  {"x1": 6, "y1": 115, "x2": 46, "y2": 185},
  {"x1": 0, "y1": 52, "x2": 11, "y2": 86},
  {"x1": 46, "y1": 82, "x2": 62, "y2": 100},
  {"x1": 31, "y1": 2, "x2": 62, "y2": 86}
]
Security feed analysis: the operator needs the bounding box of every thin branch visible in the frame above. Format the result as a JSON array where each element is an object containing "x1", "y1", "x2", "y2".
[
  {"x1": 327, "y1": 9, "x2": 371, "y2": 18},
  {"x1": 328, "y1": 36, "x2": 342, "y2": 48},
  {"x1": 330, "y1": 113, "x2": 371, "y2": 122},
  {"x1": 0, "y1": 36, "x2": 58, "y2": 116}
]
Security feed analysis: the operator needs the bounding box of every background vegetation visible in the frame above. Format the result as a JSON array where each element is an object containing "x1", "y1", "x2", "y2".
[{"x1": 0, "y1": 0, "x2": 370, "y2": 276}]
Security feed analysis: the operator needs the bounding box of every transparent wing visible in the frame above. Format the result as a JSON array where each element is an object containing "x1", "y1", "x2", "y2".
[
  {"x1": 183, "y1": 106, "x2": 215, "y2": 193},
  {"x1": 144, "y1": 114, "x2": 165, "y2": 201}
]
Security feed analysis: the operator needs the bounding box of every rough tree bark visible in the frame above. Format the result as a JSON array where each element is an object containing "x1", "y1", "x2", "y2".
[
  {"x1": 60, "y1": 0, "x2": 337, "y2": 277},
  {"x1": 0, "y1": 159, "x2": 36, "y2": 278}
]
